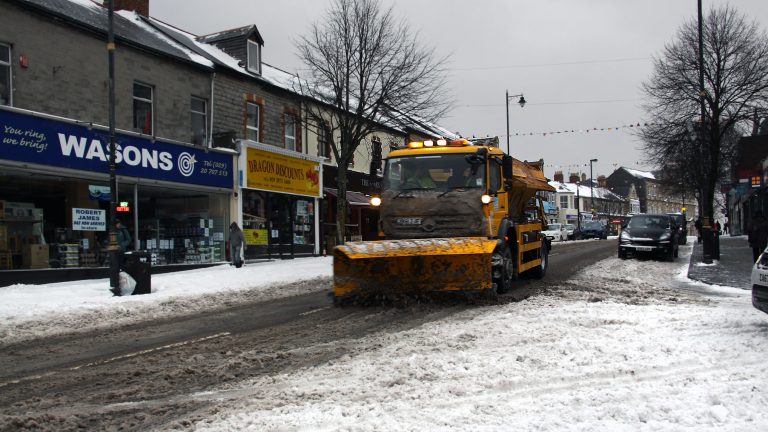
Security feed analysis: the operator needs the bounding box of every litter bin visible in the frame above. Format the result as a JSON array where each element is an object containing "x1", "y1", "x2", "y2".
[{"x1": 123, "y1": 251, "x2": 151, "y2": 295}]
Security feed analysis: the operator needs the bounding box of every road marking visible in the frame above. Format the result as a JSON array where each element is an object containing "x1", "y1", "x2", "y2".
[
  {"x1": 299, "y1": 306, "x2": 331, "y2": 316},
  {"x1": 0, "y1": 332, "x2": 231, "y2": 388}
]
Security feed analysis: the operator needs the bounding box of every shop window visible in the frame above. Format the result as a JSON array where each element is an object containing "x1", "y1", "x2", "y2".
[
  {"x1": 284, "y1": 113, "x2": 297, "y2": 151},
  {"x1": 247, "y1": 40, "x2": 261, "y2": 75},
  {"x1": 133, "y1": 82, "x2": 153, "y2": 135},
  {"x1": 246, "y1": 102, "x2": 259, "y2": 141},
  {"x1": 190, "y1": 96, "x2": 207, "y2": 146},
  {"x1": 0, "y1": 43, "x2": 11, "y2": 106}
]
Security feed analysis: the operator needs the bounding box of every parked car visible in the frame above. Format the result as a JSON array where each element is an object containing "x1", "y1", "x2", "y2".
[
  {"x1": 750, "y1": 246, "x2": 768, "y2": 315},
  {"x1": 577, "y1": 221, "x2": 608, "y2": 239},
  {"x1": 542, "y1": 223, "x2": 567, "y2": 242},
  {"x1": 564, "y1": 223, "x2": 576, "y2": 240},
  {"x1": 667, "y1": 212, "x2": 688, "y2": 245},
  {"x1": 618, "y1": 214, "x2": 679, "y2": 261}
]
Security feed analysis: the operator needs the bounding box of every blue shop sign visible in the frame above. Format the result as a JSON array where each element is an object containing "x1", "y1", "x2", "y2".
[{"x1": 0, "y1": 109, "x2": 233, "y2": 189}]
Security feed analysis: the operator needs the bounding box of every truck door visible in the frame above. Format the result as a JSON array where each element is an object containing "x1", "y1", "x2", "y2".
[{"x1": 489, "y1": 157, "x2": 507, "y2": 237}]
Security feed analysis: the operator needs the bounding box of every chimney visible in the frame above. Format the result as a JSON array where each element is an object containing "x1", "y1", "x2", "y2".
[
  {"x1": 114, "y1": 0, "x2": 149, "y2": 16},
  {"x1": 597, "y1": 175, "x2": 607, "y2": 188},
  {"x1": 554, "y1": 171, "x2": 564, "y2": 183},
  {"x1": 568, "y1": 173, "x2": 580, "y2": 184}
]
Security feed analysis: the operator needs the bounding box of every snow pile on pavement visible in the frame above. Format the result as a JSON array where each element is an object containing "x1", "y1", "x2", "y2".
[
  {"x1": 0, "y1": 258, "x2": 333, "y2": 344},
  {"x1": 192, "y1": 248, "x2": 768, "y2": 431}
]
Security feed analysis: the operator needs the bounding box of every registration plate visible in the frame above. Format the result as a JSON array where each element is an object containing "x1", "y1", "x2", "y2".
[
  {"x1": 396, "y1": 217, "x2": 422, "y2": 226},
  {"x1": 635, "y1": 246, "x2": 653, "y2": 252},
  {"x1": 759, "y1": 273, "x2": 768, "y2": 283}
]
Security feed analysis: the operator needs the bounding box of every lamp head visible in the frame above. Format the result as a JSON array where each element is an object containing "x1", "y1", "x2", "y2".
[{"x1": 518, "y1": 96, "x2": 526, "y2": 108}]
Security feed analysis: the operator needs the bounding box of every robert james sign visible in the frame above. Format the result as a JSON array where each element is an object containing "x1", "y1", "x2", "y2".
[
  {"x1": 0, "y1": 109, "x2": 233, "y2": 189},
  {"x1": 72, "y1": 208, "x2": 106, "y2": 231}
]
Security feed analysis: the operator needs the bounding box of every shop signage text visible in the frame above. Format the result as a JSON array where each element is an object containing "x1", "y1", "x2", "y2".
[
  {"x1": 245, "y1": 148, "x2": 320, "y2": 197},
  {"x1": 1, "y1": 109, "x2": 233, "y2": 188},
  {"x1": 72, "y1": 208, "x2": 106, "y2": 231},
  {"x1": 243, "y1": 228, "x2": 268, "y2": 245}
]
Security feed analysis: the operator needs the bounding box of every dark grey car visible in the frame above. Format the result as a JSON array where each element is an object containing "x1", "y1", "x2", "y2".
[{"x1": 618, "y1": 214, "x2": 680, "y2": 261}]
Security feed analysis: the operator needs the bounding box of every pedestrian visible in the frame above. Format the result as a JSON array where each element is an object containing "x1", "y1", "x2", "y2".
[
  {"x1": 229, "y1": 222, "x2": 245, "y2": 268},
  {"x1": 724, "y1": 220, "x2": 730, "y2": 235},
  {"x1": 694, "y1": 216, "x2": 703, "y2": 243},
  {"x1": 114, "y1": 219, "x2": 131, "y2": 268},
  {"x1": 748, "y1": 212, "x2": 768, "y2": 262},
  {"x1": 715, "y1": 220, "x2": 721, "y2": 235}
]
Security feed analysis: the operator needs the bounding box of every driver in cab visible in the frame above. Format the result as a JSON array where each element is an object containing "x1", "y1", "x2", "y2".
[{"x1": 403, "y1": 166, "x2": 435, "y2": 189}]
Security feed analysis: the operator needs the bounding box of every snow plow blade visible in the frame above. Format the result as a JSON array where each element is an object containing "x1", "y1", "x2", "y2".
[{"x1": 333, "y1": 237, "x2": 497, "y2": 301}]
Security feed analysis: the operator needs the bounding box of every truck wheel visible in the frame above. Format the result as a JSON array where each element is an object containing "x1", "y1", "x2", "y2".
[
  {"x1": 532, "y1": 239, "x2": 548, "y2": 279},
  {"x1": 492, "y1": 246, "x2": 514, "y2": 294}
]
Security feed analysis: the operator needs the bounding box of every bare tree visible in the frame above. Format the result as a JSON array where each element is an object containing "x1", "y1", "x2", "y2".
[
  {"x1": 640, "y1": 5, "x2": 768, "y2": 247},
  {"x1": 296, "y1": 0, "x2": 451, "y2": 245}
]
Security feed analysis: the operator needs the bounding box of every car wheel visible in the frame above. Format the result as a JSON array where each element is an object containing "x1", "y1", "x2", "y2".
[
  {"x1": 674, "y1": 245, "x2": 679, "y2": 258},
  {"x1": 666, "y1": 247, "x2": 675, "y2": 262},
  {"x1": 618, "y1": 249, "x2": 627, "y2": 260}
]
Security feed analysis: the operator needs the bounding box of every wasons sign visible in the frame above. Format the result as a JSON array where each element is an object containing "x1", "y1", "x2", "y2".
[{"x1": 0, "y1": 109, "x2": 233, "y2": 189}]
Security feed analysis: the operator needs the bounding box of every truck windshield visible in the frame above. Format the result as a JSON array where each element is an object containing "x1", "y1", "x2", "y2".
[{"x1": 383, "y1": 154, "x2": 486, "y2": 191}]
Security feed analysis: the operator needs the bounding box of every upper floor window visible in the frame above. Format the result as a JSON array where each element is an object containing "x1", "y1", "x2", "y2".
[
  {"x1": 247, "y1": 40, "x2": 261, "y2": 75},
  {"x1": 246, "y1": 102, "x2": 260, "y2": 141},
  {"x1": 133, "y1": 82, "x2": 153, "y2": 135},
  {"x1": 0, "y1": 43, "x2": 11, "y2": 106},
  {"x1": 318, "y1": 122, "x2": 332, "y2": 160},
  {"x1": 190, "y1": 96, "x2": 207, "y2": 146},
  {"x1": 284, "y1": 113, "x2": 296, "y2": 151},
  {"x1": 560, "y1": 195, "x2": 569, "y2": 209}
]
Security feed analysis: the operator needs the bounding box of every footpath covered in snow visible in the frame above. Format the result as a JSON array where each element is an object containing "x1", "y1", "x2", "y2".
[{"x1": 0, "y1": 238, "x2": 766, "y2": 431}]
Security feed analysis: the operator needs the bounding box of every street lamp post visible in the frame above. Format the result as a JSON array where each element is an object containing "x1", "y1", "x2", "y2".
[
  {"x1": 107, "y1": 0, "x2": 120, "y2": 295},
  {"x1": 505, "y1": 90, "x2": 526, "y2": 155},
  {"x1": 589, "y1": 158, "x2": 598, "y2": 215}
]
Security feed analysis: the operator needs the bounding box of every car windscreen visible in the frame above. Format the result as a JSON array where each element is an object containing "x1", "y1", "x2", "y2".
[
  {"x1": 549, "y1": 224, "x2": 561, "y2": 230},
  {"x1": 584, "y1": 222, "x2": 602, "y2": 229},
  {"x1": 628, "y1": 215, "x2": 670, "y2": 229},
  {"x1": 383, "y1": 154, "x2": 485, "y2": 191}
]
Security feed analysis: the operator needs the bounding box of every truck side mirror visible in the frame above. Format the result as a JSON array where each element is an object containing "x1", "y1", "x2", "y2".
[
  {"x1": 502, "y1": 155, "x2": 513, "y2": 178},
  {"x1": 502, "y1": 155, "x2": 513, "y2": 190}
]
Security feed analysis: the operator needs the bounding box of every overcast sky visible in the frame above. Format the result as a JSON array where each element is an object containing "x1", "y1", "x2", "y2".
[{"x1": 150, "y1": 0, "x2": 768, "y2": 180}]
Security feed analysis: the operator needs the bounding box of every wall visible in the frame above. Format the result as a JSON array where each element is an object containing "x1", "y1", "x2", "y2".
[
  {"x1": 0, "y1": 2, "x2": 211, "y2": 144},
  {"x1": 213, "y1": 73, "x2": 301, "y2": 150}
]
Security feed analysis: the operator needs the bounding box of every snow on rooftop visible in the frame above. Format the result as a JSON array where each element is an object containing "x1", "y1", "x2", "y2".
[
  {"x1": 117, "y1": 10, "x2": 213, "y2": 68},
  {"x1": 548, "y1": 181, "x2": 623, "y2": 200},
  {"x1": 624, "y1": 167, "x2": 656, "y2": 180}
]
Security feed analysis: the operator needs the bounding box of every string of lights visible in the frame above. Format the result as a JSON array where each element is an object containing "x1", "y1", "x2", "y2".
[
  {"x1": 508, "y1": 121, "x2": 656, "y2": 137},
  {"x1": 465, "y1": 121, "x2": 656, "y2": 141}
]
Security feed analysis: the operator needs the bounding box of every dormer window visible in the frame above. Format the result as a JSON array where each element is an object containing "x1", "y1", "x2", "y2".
[{"x1": 247, "y1": 40, "x2": 261, "y2": 75}]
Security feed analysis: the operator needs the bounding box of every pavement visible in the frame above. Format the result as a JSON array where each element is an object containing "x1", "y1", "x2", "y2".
[{"x1": 687, "y1": 234, "x2": 753, "y2": 290}]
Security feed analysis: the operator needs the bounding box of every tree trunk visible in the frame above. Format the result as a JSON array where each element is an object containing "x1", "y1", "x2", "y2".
[{"x1": 335, "y1": 165, "x2": 348, "y2": 245}]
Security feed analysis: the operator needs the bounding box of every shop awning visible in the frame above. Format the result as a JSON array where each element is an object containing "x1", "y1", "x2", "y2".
[{"x1": 323, "y1": 188, "x2": 371, "y2": 206}]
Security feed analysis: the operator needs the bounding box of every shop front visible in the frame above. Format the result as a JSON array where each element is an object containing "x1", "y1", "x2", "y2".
[
  {"x1": 0, "y1": 107, "x2": 235, "y2": 272},
  {"x1": 238, "y1": 141, "x2": 322, "y2": 259},
  {"x1": 320, "y1": 166, "x2": 380, "y2": 250}
]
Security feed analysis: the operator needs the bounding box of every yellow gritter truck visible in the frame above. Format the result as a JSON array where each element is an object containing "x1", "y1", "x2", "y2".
[{"x1": 333, "y1": 138, "x2": 555, "y2": 302}]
